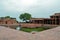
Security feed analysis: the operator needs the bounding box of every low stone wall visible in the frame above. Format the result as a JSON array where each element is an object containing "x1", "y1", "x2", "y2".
[
  {"x1": 20, "y1": 23, "x2": 42, "y2": 28},
  {"x1": 0, "y1": 23, "x2": 59, "y2": 29},
  {"x1": 20, "y1": 23, "x2": 59, "y2": 28},
  {"x1": 0, "y1": 24, "x2": 20, "y2": 29},
  {"x1": 42, "y1": 24, "x2": 59, "y2": 28}
]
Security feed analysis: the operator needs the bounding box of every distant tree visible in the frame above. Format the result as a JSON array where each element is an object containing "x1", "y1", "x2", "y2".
[
  {"x1": 19, "y1": 13, "x2": 31, "y2": 22},
  {"x1": 0, "y1": 17, "x2": 5, "y2": 19},
  {"x1": 5, "y1": 16, "x2": 10, "y2": 18}
]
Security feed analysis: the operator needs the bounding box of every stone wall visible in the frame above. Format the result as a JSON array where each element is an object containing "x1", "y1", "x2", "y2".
[
  {"x1": 20, "y1": 23, "x2": 58, "y2": 28},
  {"x1": 0, "y1": 18, "x2": 18, "y2": 24}
]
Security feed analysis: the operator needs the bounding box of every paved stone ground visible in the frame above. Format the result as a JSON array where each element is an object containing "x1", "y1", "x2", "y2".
[
  {"x1": 0, "y1": 26, "x2": 31, "y2": 40},
  {"x1": 31, "y1": 26, "x2": 60, "y2": 40},
  {"x1": 0, "y1": 26, "x2": 60, "y2": 40}
]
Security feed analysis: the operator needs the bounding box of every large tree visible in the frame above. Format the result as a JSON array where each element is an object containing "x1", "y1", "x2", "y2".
[{"x1": 19, "y1": 13, "x2": 31, "y2": 22}]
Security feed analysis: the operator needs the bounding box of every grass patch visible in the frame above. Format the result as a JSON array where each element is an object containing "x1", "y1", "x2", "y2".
[{"x1": 20, "y1": 27, "x2": 50, "y2": 32}]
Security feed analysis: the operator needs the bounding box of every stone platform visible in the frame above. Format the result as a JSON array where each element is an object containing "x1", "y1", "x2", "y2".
[{"x1": 0, "y1": 26, "x2": 60, "y2": 40}]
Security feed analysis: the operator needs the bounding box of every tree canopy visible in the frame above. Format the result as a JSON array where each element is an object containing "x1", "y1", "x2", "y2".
[
  {"x1": 5, "y1": 16, "x2": 10, "y2": 18},
  {"x1": 19, "y1": 13, "x2": 31, "y2": 22}
]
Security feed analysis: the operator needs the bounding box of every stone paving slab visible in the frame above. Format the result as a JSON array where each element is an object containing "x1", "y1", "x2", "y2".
[
  {"x1": 0, "y1": 26, "x2": 31, "y2": 40},
  {"x1": 33, "y1": 26, "x2": 60, "y2": 40},
  {"x1": 0, "y1": 26, "x2": 60, "y2": 40}
]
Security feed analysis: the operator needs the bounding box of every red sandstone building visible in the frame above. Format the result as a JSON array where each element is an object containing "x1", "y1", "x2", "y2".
[
  {"x1": 30, "y1": 13, "x2": 60, "y2": 25},
  {"x1": 0, "y1": 17, "x2": 18, "y2": 24},
  {"x1": 0, "y1": 13, "x2": 60, "y2": 28},
  {"x1": 20, "y1": 13, "x2": 60, "y2": 28}
]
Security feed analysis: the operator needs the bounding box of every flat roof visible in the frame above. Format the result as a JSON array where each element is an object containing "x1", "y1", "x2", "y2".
[
  {"x1": 50, "y1": 13, "x2": 60, "y2": 16},
  {"x1": 30, "y1": 18, "x2": 50, "y2": 20}
]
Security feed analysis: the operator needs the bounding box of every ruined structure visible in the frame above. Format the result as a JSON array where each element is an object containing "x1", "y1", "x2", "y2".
[
  {"x1": 0, "y1": 17, "x2": 18, "y2": 24},
  {"x1": 30, "y1": 13, "x2": 60, "y2": 25},
  {"x1": 20, "y1": 13, "x2": 60, "y2": 28}
]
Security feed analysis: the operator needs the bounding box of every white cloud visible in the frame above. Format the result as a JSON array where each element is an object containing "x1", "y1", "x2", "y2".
[
  {"x1": 0, "y1": 0, "x2": 60, "y2": 21},
  {"x1": 1, "y1": 0, "x2": 55, "y2": 11}
]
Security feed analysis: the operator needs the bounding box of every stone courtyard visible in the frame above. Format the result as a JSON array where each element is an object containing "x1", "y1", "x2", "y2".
[{"x1": 0, "y1": 26, "x2": 60, "y2": 40}]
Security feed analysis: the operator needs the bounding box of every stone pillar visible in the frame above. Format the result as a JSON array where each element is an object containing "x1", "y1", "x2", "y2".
[
  {"x1": 51, "y1": 19, "x2": 53, "y2": 25},
  {"x1": 59, "y1": 18, "x2": 60, "y2": 25}
]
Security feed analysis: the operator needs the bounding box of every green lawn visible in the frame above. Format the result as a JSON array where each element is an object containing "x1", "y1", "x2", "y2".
[{"x1": 20, "y1": 27, "x2": 50, "y2": 32}]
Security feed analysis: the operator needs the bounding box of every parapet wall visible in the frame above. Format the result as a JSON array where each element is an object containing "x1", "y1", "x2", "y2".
[{"x1": 20, "y1": 23, "x2": 58, "y2": 28}]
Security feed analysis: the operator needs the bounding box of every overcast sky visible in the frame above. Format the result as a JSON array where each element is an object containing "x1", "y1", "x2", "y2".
[{"x1": 0, "y1": 0, "x2": 60, "y2": 21}]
